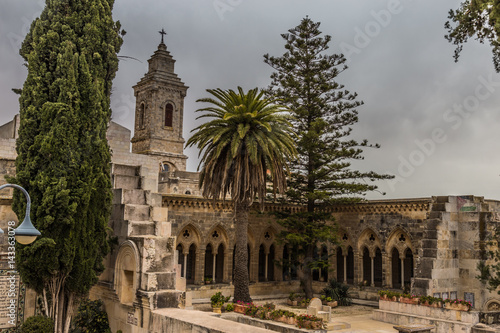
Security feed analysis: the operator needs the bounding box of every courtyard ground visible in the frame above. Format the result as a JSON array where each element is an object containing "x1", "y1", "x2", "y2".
[{"x1": 195, "y1": 297, "x2": 398, "y2": 332}]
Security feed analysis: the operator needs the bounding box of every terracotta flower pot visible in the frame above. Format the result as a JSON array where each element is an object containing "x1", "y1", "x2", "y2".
[{"x1": 234, "y1": 304, "x2": 246, "y2": 314}]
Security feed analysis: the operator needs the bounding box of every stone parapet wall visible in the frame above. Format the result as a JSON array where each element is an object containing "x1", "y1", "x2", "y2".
[{"x1": 373, "y1": 299, "x2": 479, "y2": 333}]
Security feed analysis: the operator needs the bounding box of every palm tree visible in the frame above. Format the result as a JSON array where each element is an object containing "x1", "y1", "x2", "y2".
[{"x1": 187, "y1": 87, "x2": 296, "y2": 302}]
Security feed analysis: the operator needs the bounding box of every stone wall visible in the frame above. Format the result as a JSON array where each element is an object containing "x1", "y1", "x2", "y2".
[{"x1": 373, "y1": 299, "x2": 479, "y2": 333}]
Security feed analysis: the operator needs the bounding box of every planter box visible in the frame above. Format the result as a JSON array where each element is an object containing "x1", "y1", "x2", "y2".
[
  {"x1": 327, "y1": 301, "x2": 338, "y2": 307},
  {"x1": 277, "y1": 316, "x2": 296, "y2": 325},
  {"x1": 399, "y1": 297, "x2": 419, "y2": 305},
  {"x1": 234, "y1": 304, "x2": 246, "y2": 314},
  {"x1": 444, "y1": 303, "x2": 469, "y2": 311},
  {"x1": 298, "y1": 320, "x2": 323, "y2": 329}
]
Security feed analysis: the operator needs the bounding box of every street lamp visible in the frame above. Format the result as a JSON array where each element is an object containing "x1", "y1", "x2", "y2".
[{"x1": 0, "y1": 183, "x2": 41, "y2": 244}]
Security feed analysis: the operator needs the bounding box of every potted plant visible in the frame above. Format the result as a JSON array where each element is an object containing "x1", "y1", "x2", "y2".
[
  {"x1": 225, "y1": 303, "x2": 234, "y2": 312},
  {"x1": 210, "y1": 292, "x2": 230, "y2": 313},
  {"x1": 378, "y1": 290, "x2": 389, "y2": 300},
  {"x1": 204, "y1": 277, "x2": 212, "y2": 285},
  {"x1": 288, "y1": 292, "x2": 298, "y2": 306},
  {"x1": 234, "y1": 300, "x2": 251, "y2": 314},
  {"x1": 399, "y1": 293, "x2": 418, "y2": 305}
]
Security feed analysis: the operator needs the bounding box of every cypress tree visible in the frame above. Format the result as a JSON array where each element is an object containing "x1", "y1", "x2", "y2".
[
  {"x1": 9, "y1": 1, "x2": 123, "y2": 332},
  {"x1": 264, "y1": 17, "x2": 393, "y2": 298}
]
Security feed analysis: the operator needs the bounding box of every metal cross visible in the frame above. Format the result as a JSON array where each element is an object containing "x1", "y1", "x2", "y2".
[{"x1": 159, "y1": 28, "x2": 167, "y2": 43}]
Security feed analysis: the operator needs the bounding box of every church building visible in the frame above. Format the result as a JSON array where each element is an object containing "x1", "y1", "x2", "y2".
[{"x1": 0, "y1": 37, "x2": 499, "y2": 332}]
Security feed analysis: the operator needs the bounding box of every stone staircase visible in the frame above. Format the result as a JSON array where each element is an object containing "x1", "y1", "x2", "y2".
[
  {"x1": 412, "y1": 196, "x2": 448, "y2": 295},
  {"x1": 110, "y1": 163, "x2": 185, "y2": 309}
]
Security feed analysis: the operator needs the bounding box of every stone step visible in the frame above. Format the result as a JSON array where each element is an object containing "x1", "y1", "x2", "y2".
[
  {"x1": 113, "y1": 189, "x2": 147, "y2": 205},
  {"x1": 124, "y1": 204, "x2": 150, "y2": 221},
  {"x1": 113, "y1": 163, "x2": 140, "y2": 177},
  {"x1": 113, "y1": 174, "x2": 141, "y2": 190},
  {"x1": 129, "y1": 221, "x2": 155, "y2": 236},
  {"x1": 143, "y1": 272, "x2": 177, "y2": 291}
]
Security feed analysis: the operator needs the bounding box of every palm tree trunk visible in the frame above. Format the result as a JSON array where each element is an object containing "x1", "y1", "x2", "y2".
[{"x1": 233, "y1": 202, "x2": 252, "y2": 303}]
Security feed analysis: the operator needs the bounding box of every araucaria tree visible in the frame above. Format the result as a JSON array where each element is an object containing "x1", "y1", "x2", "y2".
[
  {"x1": 10, "y1": 1, "x2": 123, "y2": 332},
  {"x1": 445, "y1": 0, "x2": 500, "y2": 72},
  {"x1": 187, "y1": 87, "x2": 296, "y2": 302},
  {"x1": 264, "y1": 17, "x2": 393, "y2": 298}
]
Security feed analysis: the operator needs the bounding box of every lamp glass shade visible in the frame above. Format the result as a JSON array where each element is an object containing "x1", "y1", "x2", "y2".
[
  {"x1": 15, "y1": 235, "x2": 37, "y2": 245},
  {"x1": 14, "y1": 216, "x2": 41, "y2": 245}
]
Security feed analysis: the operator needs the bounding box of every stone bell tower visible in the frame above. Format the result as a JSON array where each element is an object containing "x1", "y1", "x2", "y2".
[{"x1": 131, "y1": 30, "x2": 188, "y2": 171}]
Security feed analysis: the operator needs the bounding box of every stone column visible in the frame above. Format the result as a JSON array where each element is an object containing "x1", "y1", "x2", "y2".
[
  {"x1": 400, "y1": 257, "x2": 405, "y2": 288},
  {"x1": 264, "y1": 249, "x2": 269, "y2": 282},
  {"x1": 183, "y1": 253, "x2": 187, "y2": 279},
  {"x1": 212, "y1": 253, "x2": 217, "y2": 283},
  {"x1": 197, "y1": 249, "x2": 205, "y2": 285},
  {"x1": 343, "y1": 255, "x2": 347, "y2": 284},
  {"x1": 371, "y1": 256, "x2": 375, "y2": 287}
]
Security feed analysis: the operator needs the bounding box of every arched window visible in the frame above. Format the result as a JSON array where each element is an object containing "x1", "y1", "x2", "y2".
[{"x1": 165, "y1": 103, "x2": 173, "y2": 127}]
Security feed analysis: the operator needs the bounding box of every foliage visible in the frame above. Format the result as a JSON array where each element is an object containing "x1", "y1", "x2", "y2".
[
  {"x1": 269, "y1": 309, "x2": 295, "y2": 320},
  {"x1": 11, "y1": 0, "x2": 123, "y2": 332},
  {"x1": 443, "y1": 298, "x2": 472, "y2": 307},
  {"x1": 210, "y1": 292, "x2": 231, "y2": 307},
  {"x1": 418, "y1": 295, "x2": 443, "y2": 305},
  {"x1": 322, "y1": 278, "x2": 352, "y2": 306},
  {"x1": 295, "y1": 314, "x2": 324, "y2": 329},
  {"x1": 288, "y1": 292, "x2": 297, "y2": 301},
  {"x1": 70, "y1": 299, "x2": 111, "y2": 333},
  {"x1": 263, "y1": 302, "x2": 276, "y2": 310},
  {"x1": 187, "y1": 87, "x2": 296, "y2": 302},
  {"x1": 225, "y1": 303, "x2": 234, "y2": 312},
  {"x1": 445, "y1": 0, "x2": 500, "y2": 72},
  {"x1": 319, "y1": 295, "x2": 333, "y2": 302},
  {"x1": 264, "y1": 17, "x2": 392, "y2": 298},
  {"x1": 21, "y1": 315, "x2": 54, "y2": 333}
]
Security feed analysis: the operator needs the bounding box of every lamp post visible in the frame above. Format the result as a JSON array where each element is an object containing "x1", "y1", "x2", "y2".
[{"x1": 0, "y1": 184, "x2": 41, "y2": 244}]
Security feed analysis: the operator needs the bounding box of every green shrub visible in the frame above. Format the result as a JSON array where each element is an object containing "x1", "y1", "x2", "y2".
[
  {"x1": 322, "y1": 278, "x2": 352, "y2": 306},
  {"x1": 71, "y1": 299, "x2": 111, "y2": 333},
  {"x1": 225, "y1": 303, "x2": 234, "y2": 312},
  {"x1": 21, "y1": 315, "x2": 54, "y2": 333}
]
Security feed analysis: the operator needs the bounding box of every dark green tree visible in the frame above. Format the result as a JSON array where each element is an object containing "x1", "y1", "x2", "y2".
[
  {"x1": 187, "y1": 87, "x2": 296, "y2": 302},
  {"x1": 264, "y1": 17, "x2": 392, "y2": 298},
  {"x1": 9, "y1": 1, "x2": 123, "y2": 332},
  {"x1": 445, "y1": 0, "x2": 500, "y2": 72}
]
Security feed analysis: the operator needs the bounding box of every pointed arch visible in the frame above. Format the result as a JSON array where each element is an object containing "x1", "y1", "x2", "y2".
[
  {"x1": 357, "y1": 228, "x2": 382, "y2": 257},
  {"x1": 176, "y1": 223, "x2": 202, "y2": 252}
]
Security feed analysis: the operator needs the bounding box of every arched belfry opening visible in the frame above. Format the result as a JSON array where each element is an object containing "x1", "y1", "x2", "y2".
[{"x1": 165, "y1": 103, "x2": 173, "y2": 127}]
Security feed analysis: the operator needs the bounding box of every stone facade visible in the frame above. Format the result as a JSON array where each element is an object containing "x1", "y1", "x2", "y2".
[{"x1": 1, "y1": 38, "x2": 500, "y2": 333}]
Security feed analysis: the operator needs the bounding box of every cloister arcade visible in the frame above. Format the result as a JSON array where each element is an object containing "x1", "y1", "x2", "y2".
[{"x1": 174, "y1": 223, "x2": 415, "y2": 289}]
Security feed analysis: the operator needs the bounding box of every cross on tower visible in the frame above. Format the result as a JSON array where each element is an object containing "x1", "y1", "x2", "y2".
[{"x1": 159, "y1": 28, "x2": 167, "y2": 44}]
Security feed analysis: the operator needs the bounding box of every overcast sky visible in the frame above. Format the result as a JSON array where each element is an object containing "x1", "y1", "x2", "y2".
[{"x1": 2, "y1": 0, "x2": 500, "y2": 201}]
